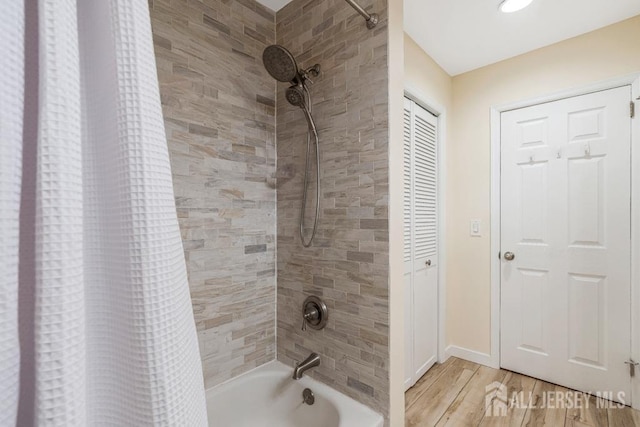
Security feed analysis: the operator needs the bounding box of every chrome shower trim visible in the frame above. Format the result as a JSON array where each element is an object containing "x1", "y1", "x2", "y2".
[
  {"x1": 292, "y1": 353, "x2": 321, "y2": 380},
  {"x1": 343, "y1": 0, "x2": 378, "y2": 29},
  {"x1": 262, "y1": 45, "x2": 321, "y2": 248},
  {"x1": 262, "y1": 45, "x2": 298, "y2": 82},
  {"x1": 298, "y1": 84, "x2": 320, "y2": 248},
  {"x1": 365, "y1": 13, "x2": 379, "y2": 29}
]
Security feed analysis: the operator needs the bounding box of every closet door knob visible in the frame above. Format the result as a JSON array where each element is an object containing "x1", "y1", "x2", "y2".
[
  {"x1": 425, "y1": 259, "x2": 431, "y2": 266},
  {"x1": 504, "y1": 252, "x2": 515, "y2": 261}
]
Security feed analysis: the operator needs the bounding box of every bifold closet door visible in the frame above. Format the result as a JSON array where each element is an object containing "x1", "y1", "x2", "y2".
[{"x1": 404, "y1": 98, "x2": 438, "y2": 390}]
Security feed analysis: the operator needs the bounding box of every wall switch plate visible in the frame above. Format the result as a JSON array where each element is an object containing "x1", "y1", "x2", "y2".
[{"x1": 470, "y1": 219, "x2": 482, "y2": 237}]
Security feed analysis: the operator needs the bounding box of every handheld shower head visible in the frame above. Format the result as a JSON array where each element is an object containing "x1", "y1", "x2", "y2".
[
  {"x1": 286, "y1": 84, "x2": 316, "y2": 134},
  {"x1": 286, "y1": 87, "x2": 317, "y2": 144},
  {"x1": 285, "y1": 85, "x2": 306, "y2": 108}
]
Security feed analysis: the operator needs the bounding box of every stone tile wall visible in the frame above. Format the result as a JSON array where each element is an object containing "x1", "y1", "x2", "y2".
[
  {"x1": 275, "y1": 0, "x2": 391, "y2": 421},
  {"x1": 150, "y1": 0, "x2": 277, "y2": 388}
]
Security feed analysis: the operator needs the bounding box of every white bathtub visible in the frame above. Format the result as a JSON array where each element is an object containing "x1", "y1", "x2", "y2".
[{"x1": 205, "y1": 361, "x2": 383, "y2": 427}]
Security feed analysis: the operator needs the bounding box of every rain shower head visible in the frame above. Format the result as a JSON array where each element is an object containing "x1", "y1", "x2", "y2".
[{"x1": 262, "y1": 45, "x2": 299, "y2": 83}]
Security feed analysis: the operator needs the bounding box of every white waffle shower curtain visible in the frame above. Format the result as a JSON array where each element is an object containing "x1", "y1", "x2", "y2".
[{"x1": 1, "y1": 1, "x2": 207, "y2": 425}]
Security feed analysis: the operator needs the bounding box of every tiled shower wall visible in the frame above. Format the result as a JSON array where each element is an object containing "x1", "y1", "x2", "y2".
[
  {"x1": 275, "y1": 0, "x2": 391, "y2": 420},
  {"x1": 150, "y1": 0, "x2": 277, "y2": 388},
  {"x1": 149, "y1": 0, "x2": 391, "y2": 416}
]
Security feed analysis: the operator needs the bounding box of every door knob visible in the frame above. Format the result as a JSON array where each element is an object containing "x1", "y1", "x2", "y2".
[
  {"x1": 503, "y1": 251, "x2": 515, "y2": 261},
  {"x1": 425, "y1": 259, "x2": 431, "y2": 266}
]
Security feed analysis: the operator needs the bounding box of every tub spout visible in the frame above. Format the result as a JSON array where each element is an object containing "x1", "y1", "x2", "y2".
[{"x1": 292, "y1": 353, "x2": 320, "y2": 380}]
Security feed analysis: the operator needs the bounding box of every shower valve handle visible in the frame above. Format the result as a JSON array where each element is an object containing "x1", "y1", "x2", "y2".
[{"x1": 301, "y1": 308, "x2": 319, "y2": 331}]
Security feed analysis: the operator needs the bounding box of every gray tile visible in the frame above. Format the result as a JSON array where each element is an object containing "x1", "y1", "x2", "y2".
[
  {"x1": 245, "y1": 244, "x2": 267, "y2": 254},
  {"x1": 347, "y1": 250, "x2": 374, "y2": 263},
  {"x1": 151, "y1": 0, "x2": 277, "y2": 390},
  {"x1": 152, "y1": 0, "x2": 390, "y2": 421},
  {"x1": 203, "y1": 14, "x2": 231, "y2": 36},
  {"x1": 188, "y1": 123, "x2": 218, "y2": 138},
  {"x1": 348, "y1": 376, "x2": 375, "y2": 397},
  {"x1": 275, "y1": 0, "x2": 390, "y2": 422},
  {"x1": 360, "y1": 218, "x2": 389, "y2": 230}
]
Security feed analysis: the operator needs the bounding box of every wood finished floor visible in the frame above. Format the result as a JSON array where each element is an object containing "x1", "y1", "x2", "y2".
[{"x1": 405, "y1": 357, "x2": 640, "y2": 426}]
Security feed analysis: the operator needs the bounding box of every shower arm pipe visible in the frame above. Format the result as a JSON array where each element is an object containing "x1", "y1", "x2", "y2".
[{"x1": 343, "y1": 0, "x2": 379, "y2": 29}]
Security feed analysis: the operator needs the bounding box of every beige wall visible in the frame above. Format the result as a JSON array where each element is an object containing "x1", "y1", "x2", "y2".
[
  {"x1": 404, "y1": 33, "x2": 458, "y2": 357},
  {"x1": 404, "y1": 15, "x2": 640, "y2": 357},
  {"x1": 449, "y1": 15, "x2": 640, "y2": 354},
  {"x1": 404, "y1": 34, "x2": 452, "y2": 114}
]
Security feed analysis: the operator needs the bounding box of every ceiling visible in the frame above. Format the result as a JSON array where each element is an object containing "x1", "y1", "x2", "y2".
[
  {"x1": 405, "y1": 0, "x2": 640, "y2": 76},
  {"x1": 255, "y1": 0, "x2": 640, "y2": 76},
  {"x1": 257, "y1": 0, "x2": 290, "y2": 12}
]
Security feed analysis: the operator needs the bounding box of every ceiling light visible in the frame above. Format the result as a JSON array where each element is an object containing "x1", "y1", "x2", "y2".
[{"x1": 499, "y1": 0, "x2": 533, "y2": 13}]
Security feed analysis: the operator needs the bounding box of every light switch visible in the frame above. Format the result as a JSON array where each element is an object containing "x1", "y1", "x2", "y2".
[{"x1": 470, "y1": 219, "x2": 481, "y2": 237}]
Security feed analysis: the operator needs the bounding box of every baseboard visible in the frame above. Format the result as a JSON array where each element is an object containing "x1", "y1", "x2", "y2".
[
  {"x1": 438, "y1": 351, "x2": 451, "y2": 365},
  {"x1": 445, "y1": 345, "x2": 498, "y2": 369}
]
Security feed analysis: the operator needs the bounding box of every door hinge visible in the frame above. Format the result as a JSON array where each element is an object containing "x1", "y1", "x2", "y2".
[
  {"x1": 631, "y1": 101, "x2": 635, "y2": 119},
  {"x1": 625, "y1": 359, "x2": 639, "y2": 377}
]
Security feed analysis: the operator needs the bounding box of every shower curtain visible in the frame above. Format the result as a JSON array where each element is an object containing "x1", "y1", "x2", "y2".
[{"x1": 1, "y1": 1, "x2": 207, "y2": 425}]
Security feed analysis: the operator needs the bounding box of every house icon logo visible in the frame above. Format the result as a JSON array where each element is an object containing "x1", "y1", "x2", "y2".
[{"x1": 485, "y1": 381, "x2": 508, "y2": 417}]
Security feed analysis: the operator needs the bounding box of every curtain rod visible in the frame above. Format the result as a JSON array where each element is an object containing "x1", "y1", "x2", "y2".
[{"x1": 343, "y1": 0, "x2": 378, "y2": 29}]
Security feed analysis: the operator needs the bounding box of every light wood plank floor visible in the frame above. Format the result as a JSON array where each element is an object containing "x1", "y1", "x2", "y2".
[{"x1": 406, "y1": 357, "x2": 640, "y2": 426}]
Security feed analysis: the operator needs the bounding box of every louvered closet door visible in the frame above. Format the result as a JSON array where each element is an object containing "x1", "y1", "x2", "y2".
[
  {"x1": 404, "y1": 98, "x2": 438, "y2": 390},
  {"x1": 403, "y1": 98, "x2": 414, "y2": 389}
]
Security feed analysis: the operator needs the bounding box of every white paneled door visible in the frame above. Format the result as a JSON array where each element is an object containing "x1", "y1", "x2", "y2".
[
  {"x1": 404, "y1": 97, "x2": 438, "y2": 390},
  {"x1": 500, "y1": 86, "x2": 632, "y2": 403}
]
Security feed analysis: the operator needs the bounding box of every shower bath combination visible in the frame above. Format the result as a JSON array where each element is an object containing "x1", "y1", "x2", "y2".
[{"x1": 263, "y1": 45, "x2": 321, "y2": 248}]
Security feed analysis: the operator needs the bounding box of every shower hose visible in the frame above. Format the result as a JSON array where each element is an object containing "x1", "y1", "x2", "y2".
[{"x1": 300, "y1": 84, "x2": 320, "y2": 248}]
